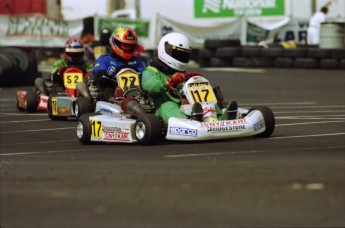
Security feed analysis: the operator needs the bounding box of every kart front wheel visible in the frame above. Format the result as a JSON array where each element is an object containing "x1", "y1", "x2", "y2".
[
  {"x1": 25, "y1": 90, "x2": 38, "y2": 113},
  {"x1": 77, "y1": 113, "x2": 97, "y2": 145},
  {"x1": 250, "y1": 106, "x2": 275, "y2": 137},
  {"x1": 135, "y1": 114, "x2": 163, "y2": 145}
]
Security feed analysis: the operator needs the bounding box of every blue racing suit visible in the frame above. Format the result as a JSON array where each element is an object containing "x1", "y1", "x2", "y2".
[
  {"x1": 93, "y1": 53, "x2": 145, "y2": 83},
  {"x1": 92, "y1": 53, "x2": 145, "y2": 100}
]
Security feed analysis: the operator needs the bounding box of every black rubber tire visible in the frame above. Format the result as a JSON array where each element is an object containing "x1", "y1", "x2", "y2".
[
  {"x1": 308, "y1": 48, "x2": 332, "y2": 59},
  {"x1": 77, "y1": 113, "x2": 99, "y2": 145},
  {"x1": 275, "y1": 57, "x2": 294, "y2": 68},
  {"x1": 294, "y1": 58, "x2": 317, "y2": 69},
  {"x1": 0, "y1": 48, "x2": 30, "y2": 74},
  {"x1": 283, "y1": 48, "x2": 308, "y2": 58},
  {"x1": 47, "y1": 97, "x2": 68, "y2": 121},
  {"x1": 135, "y1": 114, "x2": 163, "y2": 145},
  {"x1": 210, "y1": 57, "x2": 230, "y2": 67},
  {"x1": 261, "y1": 47, "x2": 284, "y2": 58},
  {"x1": 339, "y1": 59, "x2": 345, "y2": 69},
  {"x1": 332, "y1": 49, "x2": 345, "y2": 59},
  {"x1": 215, "y1": 47, "x2": 241, "y2": 58},
  {"x1": 232, "y1": 57, "x2": 254, "y2": 67},
  {"x1": 241, "y1": 46, "x2": 262, "y2": 57},
  {"x1": 252, "y1": 57, "x2": 275, "y2": 68},
  {"x1": 25, "y1": 90, "x2": 38, "y2": 113},
  {"x1": 198, "y1": 49, "x2": 214, "y2": 67},
  {"x1": 204, "y1": 39, "x2": 241, "y2": 50},
  {"x1": 75, "y1": 97, "x2": 94, "y2": 119},
  {"x1": 320, "y1": 58, "x2": 339, "y2": 69},
  {"x1": 250, "y1": 106, "x2": 275, "y2": 138}
]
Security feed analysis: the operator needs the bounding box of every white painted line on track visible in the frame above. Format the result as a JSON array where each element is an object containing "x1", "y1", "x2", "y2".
[
  {"x1": 276, "y1": 120, "x2": 345, "y2": 126},
  {"x1": 241, "y1": 102, "x2": 317, "y2": 106},
  {"x1": 202, "y1": 67, "x2": 266, "y2": 73},
  {"x1": 269, "y1": 132, "x2": 345, "y2": 139},
  {"x1": 0, "y1": 112, "x2": 47, "y2": 116},
  {"x1": 0, "y1": 99, "x2": 16, "y2": 101},
  {"x1": 274, "y1": 110, "x2": 345, "y2": 114},
  {"x1": 0, "y1": 119, "x2": 51, "y2": 124},
  {"x1": 165, "y1": 145, "x2": 345, "y2": 158},
  {"x1": 270, "y1": 105, "x2": 345, "y2": 109},
  {"x1": 1, "y1": 139, "x2": 75, "y2": 146},
  {"x1": 0, "y1": 149, "x2": 87, "y2": 156},
  {"x1": 1, "y1": 127, "x2": 75, "y2": 133}
]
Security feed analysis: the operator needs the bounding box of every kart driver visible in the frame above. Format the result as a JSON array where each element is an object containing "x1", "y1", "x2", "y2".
[
  {"x1": 141, "y1": 32, "x2": 238, "y2": 125},
  {"x1": 46, "y1": 38, "x2": 93, "y2": 95},
  {"x1": 90, "y1": 26, "x2": 146, "y2": 101}
]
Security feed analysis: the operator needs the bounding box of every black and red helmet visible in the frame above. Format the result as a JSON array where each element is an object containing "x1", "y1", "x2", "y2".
[{"x1": 64, "y1": 38, "x2": 85, "y2": 64}]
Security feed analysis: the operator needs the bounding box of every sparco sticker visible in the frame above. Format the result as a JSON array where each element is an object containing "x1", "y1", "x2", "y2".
[
  {"x1": 254, "y1": 120, "x2": 265, "y2": 131},
  {"x1": 169, "y1": 127, "x2": 198, "y2": 137}
]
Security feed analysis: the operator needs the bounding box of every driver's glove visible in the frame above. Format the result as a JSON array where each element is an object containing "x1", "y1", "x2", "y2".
[{"x1": 166, "y1": 72, "x2": 185, "y2": 88}]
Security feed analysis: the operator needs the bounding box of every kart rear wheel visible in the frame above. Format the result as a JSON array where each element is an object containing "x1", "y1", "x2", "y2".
[
  {"x1": 75, "y1": 97, "x2": 93, "y2": 120},
  {"x1": 47, "y1": 97, "x2": 67, "y2": 121},
  {"x1": 250, "y1": 106, "x2": 275, "y2": 137},
  {"x1": 135, "y1": 114, "x2": 163, "y2": 145},
  {"x1": 25, "y1": 90, "x2": 38, "y2": 113}
]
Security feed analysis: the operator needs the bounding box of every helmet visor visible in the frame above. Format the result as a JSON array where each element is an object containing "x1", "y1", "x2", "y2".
[
  {"x1": 112, "y1": 37, "x2": 137, "y2": 54},
  {"x1": 164, "y1": 41, "x2": 191, "y2": 63}
]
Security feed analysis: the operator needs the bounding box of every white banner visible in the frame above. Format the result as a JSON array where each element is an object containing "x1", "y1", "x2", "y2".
[
  {"x1": 156, "y1": 14, "x2": 243, "y2": 49},
  {"x1": 0, "y1": 14, "x2": 84, "y2": 47}
]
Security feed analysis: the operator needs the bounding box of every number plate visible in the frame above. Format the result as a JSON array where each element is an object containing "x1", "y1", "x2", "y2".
[
  {"x1": 187, "y1": 82, "x2": 216, "y2": 103},
  {"x1": 91, "y1": 120, "x2": 103, "y2": 138},
  {"x1": 117, "y1": 71, "x2": 139, "y2": 91},
  {"x1": 64, "y1": 72, "x2": 83, "y2": 89},
  {"x1": 94, "y1": 46, "x2": 106, "y2": 59}
]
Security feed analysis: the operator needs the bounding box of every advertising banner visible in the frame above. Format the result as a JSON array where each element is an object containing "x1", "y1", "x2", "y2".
[
  {"x1": 94, "y1": 16, "x2": 150, "y2": 38},
  {"x1": 195, "y1": 0, "x2": 285, "y2": 18},
  {"x1": 0, "y1": 14, "x2": 83, "y2": 47},
  {"x1": 157, "y1": 14, "x2": 243, "y2": 48}
]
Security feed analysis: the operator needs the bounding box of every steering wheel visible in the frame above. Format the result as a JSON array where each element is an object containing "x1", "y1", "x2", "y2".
[{"x1": 167, "y1": 72, "x2": 201, "y2": 99}]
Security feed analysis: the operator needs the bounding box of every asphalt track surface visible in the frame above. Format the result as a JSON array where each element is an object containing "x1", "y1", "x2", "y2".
[{"x1": 1, "y1": 68, "x2": 345, "y2": 228}]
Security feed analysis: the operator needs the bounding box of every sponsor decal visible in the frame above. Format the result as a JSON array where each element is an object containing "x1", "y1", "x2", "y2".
[
  {"x1": 59, "y1": 106, "x2": 70, "y2": 114},
  {"x1": 207, "y1": 125, "x2": 245, "y2": 132},
  {"x1": 99, "y1": 108, "x2": 113, "y2": 114},
  {"x1": 254, "y1": 120, "x2": 265, "y2": 131},
  {"x1": 200, "y1": 119, "x2": 247, "y2": 127},
  {"x1": 103, "y1": 127, "x2": 122, "y2": 132},
  {"x1": 104, "y1": 132, "x2": 130, "y2": 141},
  {"x1": 169, "y1": 127, "x2": 198, "y2": 137},
  {"x1": 103, "y1": 126, "x2": 130, "y2": 141}
]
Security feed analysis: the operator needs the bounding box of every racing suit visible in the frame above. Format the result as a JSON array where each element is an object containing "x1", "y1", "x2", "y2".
[
  {"x1": 141, "y1": 57, "x2": 226, "y2": 125},
  {"x1": 92, "y1": 53, "x2": 145, "y2": 101},
  {"x1": 48, "y1": 59, "x2": 93, "y2": 95}
]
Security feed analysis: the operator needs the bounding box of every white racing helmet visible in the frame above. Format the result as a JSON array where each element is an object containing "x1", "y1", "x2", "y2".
[{"x1": 158, "y1": 32, "x2": 192, "y2": 72}]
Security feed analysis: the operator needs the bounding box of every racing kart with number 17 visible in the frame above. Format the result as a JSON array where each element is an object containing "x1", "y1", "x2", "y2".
[{"x1": 76, "y1": 71, "x2": 275, "y2": 145}]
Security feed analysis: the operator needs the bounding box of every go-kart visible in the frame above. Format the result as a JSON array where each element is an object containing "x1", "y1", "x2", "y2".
[
  {"x1": 47, "y1": 66, "x2": 93, "y2": 120},
  {"x1": 16, "y1": 77, "x2": 49, "y2": 113},
  {"x1": 76, "y1": 72, "x2": 275, "y2": 145}
]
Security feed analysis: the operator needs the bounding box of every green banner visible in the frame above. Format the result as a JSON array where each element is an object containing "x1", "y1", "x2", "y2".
[
  {"x1": 97, "y1": 18, "x2": 150, "y2": 38},
  {"x1": 195, "y1": 0, "x2": 285, "y2": 18}
]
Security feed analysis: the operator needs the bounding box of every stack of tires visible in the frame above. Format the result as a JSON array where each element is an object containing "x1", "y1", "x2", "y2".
[
  {"x1": 198, "y1": 39, "x2": 345, "y2": 69},
  {"x1": 0, "y1": 47, "x2": 40, "y2": 87}
]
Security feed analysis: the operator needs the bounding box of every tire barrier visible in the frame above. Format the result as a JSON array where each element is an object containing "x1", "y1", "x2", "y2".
[
  {"x1": 197, "y1": 39, "x2": 345, "y2": 69},
  {"x1": 0, "y1": 47, "x2": 40, "y2": 87}
]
